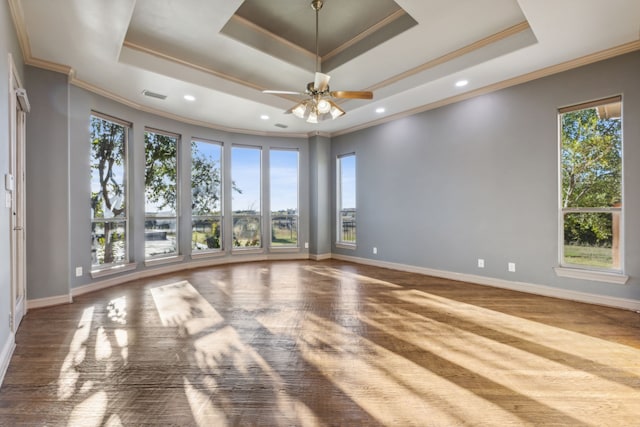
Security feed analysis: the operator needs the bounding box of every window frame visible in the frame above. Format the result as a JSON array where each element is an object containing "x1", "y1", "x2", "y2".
[
  {"x1": 556, "y1": 96, "x2": 628, "y2": 283},
  {"x1": 190, "y1": 138, "x2": 224, "y2": 256},
  {"x1": 231, "y1": 145, "x2": 263, "y2": 250},
  {"x1": 144, "y1": 127, "x2": 181, "y2": 261},
  {"x1": 90, "y1": 112, "x2": 131, "y2": 271},
  {"x1": 269, "y1": 148, "x2": 300, "y2": 249},
  {"x1": 336, "y1": 152, "x2": 357, "y2": 248}
]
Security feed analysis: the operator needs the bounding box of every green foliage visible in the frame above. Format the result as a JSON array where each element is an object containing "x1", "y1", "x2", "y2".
[
  {"x1": 564, "y1": 212, "x2": 612, "y2": 246},
  {"x1": 90, "y1": 116, "x2": 126, "y2": 219},
  {"x1": 561, "y1": 106, "x2": 621, "y2": 247},
  {"x1": 561, "y1": 108, "x2": 621, "y2": 208},
  {"x1": 145, "y1": 131, "x2": 178, "y2": 211},
  {"x1": 191, "y1": 142, "x2": 221, "y2": 216}
]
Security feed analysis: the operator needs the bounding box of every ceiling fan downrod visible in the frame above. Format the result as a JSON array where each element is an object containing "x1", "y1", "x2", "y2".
[{"x1": 311, "y1": 0, "x2": 323, "y2": 74}]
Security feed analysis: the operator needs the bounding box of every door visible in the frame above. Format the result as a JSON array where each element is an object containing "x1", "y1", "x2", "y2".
[{"x1": 9, "y1": 54, "x2": 27, "y2": 332}]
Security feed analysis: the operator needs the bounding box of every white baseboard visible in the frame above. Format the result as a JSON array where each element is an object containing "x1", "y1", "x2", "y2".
[
  {"x1": 27, "y1": 294, "x2": 72, "y2": 310},
  {"x1": 310, "y1": 253, "x2": 332, "y2": 261},
  {"x1": 0, "y1": 333, "x2": 16, "y2": 388},
  {"x1": 332, "y1": 254, "x2": 640, "y2": 312},
  {"x1": 72, "y1": 252, "x2": 310, "y2": 297}
]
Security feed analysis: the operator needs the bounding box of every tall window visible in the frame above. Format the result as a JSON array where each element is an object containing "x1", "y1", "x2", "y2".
[
  {"x1": 560, "y1": 96, "x2": 622, "y2": 271},
  {"x1": 191, "y1": 140, "x2": 223, "y2": 253},
  {"x1": 90, "y1": 113, "x2": 129, "y2": 268},
  {"x1": 270, "y1": 149, "x2": 299, "y2": 247},
  {"x1": 232, "y1": 146, "x2": 261, "y2": 248},
  {"x1": 145, "y1": 129, "x2": 179, "y2": 259},
  {"x1": 337, "y1": 153, "x2": 356, "y2": 245}
]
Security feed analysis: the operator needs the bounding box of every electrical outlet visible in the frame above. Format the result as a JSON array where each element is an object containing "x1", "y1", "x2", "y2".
[
  {"x1": 477, "y1": 258, "x2": 485, "y2": 268},
  {"x1": 304, "y1": 242, "x2": 309, "y2": 249},
  {"x1": 373, "y1": 247, "x2": 377, "y2": 255},
  {"x1": 508, "y1": 262, "x2": 516, "y2": 272},
  {"x1": 75, "y1": 267, "x2": 83, "y2": 277}
]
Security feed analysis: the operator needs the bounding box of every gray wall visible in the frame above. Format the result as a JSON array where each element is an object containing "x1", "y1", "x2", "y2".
[
  {"x1": 0, "y1": 0, "x2": 25, "y2": 350},
  {"x1": 25, "y1": 67, "x2": 70, "y2": 300},
  {"x1": 309, "y1": 135, "x2": 331, "y2": 256},
  {"x1": 332, "y1": 51, "x2": 640, "y2": 301}
]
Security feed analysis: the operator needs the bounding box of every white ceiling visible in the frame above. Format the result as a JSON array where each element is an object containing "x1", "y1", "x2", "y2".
[{"x1": 11, "y1": 0, "x2": 640, "y2": 136}]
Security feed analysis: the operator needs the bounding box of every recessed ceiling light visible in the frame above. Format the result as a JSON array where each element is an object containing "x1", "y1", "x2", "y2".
[
  {"x1": 455, "y1": 80, "x2": 469, "y2": 87},
  {"x1": 183, "y1": 94, "x2": 196, "y2": 101},
  {"x1": 260, "y1": 114, "x2": 270, "y2": 120},
  {"x1": 375, "y1": 107, "x2": 386, "y2": 114}
]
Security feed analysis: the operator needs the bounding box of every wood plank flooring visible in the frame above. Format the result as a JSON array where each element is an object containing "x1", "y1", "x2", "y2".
[{"x1": 1, "y1": 260, "x2": 639, "y2": 426}]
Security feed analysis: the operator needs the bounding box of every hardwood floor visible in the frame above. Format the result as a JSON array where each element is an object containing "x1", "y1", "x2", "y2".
[{"x1": 1, "y1": 260, "x2": 639, "y2": 426}]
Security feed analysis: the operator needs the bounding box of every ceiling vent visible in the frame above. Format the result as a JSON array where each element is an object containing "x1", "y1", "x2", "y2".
[
  {"x1": 274, "y1": 123, "x2": 288, "y2": 128},
  {"x1": 142, "y1": 90, "x2": 167, "y2": 100}
]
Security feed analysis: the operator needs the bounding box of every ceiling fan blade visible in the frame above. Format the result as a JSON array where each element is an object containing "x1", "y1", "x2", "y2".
[
  {"x1": 314, "y1": 72, "x2": 331, "y2": 92},
  {"x1": 263, "y1": 90, "x2": 302, "y2": 95},
  {"x1": 331, "y1": 90, "x2": 373, "y2": 100}
]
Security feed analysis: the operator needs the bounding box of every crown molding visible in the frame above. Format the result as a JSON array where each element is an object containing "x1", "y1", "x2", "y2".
[
  {"x1": 366, "y1": 21, "x2": 531, "y2": 93},
  {"x1": 71, "y1": 78, "x2": 308, "y2": 138},
  {"x1": 322, "y1": 9, "x2": 407, "y2": 62},
  {"x1": 333, "y1": 39, "x2": 640, "y2": 137}
]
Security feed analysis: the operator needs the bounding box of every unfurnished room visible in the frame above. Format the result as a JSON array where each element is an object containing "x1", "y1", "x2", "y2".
[{"x1": 1, "y1": 0, "x2": 639, "y2": 425}]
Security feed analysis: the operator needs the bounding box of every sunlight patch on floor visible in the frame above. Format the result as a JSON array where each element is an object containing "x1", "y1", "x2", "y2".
[
  {"x1": 107, "y1": 296, "x2": 127, "y2": 324},
  {"x1": 67, "y1": 390, "x2": 108, "y2": 427},
  {"x1": 362, "y1": 290, "x2": 640, "y2": 425},
  {"x1": 192, "y1": 325, "x2": 323, "y2": 426},
  {"x1": 184, "y1": 377, "x2": 230, "y2": 427},
  {"x1": 304, "y1": 265, "x2": 402, "y2": 289},
  {"x1": 151, "y1": 280, "x2": 323, "y2": 426},
  {"x1": 150, "y1": 280, "x2": 224, "y2": 335},
  {"x1": 395, "y1": 289, "x2": 640, "y2": 374},
  {"x1": 58, "y1": 305, "x2": 94, "y2": 400},
  {"x1": 297, "y1": 312, "x2": 525, "y2": 426}
]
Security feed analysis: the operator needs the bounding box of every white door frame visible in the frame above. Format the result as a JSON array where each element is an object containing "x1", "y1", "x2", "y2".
[{"x1": 8, "y1": 53, "x2": 27, "y2": 332}]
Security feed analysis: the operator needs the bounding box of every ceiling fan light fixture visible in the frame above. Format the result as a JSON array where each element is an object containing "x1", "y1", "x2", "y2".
[
  {"x1": 317, "y1": 98, "x2": 331, "y2": 114},
  {"x1": 329, "y1": 102, "x2": 345, "y2": 119},
  {"x1": 307, "y1": 110, "x2": 319, "y2": 124},
  {"x1": 292, "y1": 101, "x2": 308, "y2": 119}
]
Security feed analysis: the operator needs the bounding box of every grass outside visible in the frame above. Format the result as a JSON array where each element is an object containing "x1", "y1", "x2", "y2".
[
  {"x1": 271, "y1": 227, "x2": 297, "y2": 246},
  {"x1": 192, "y1": 231, "x2": 220, "y2": 250},
  {"x1": 564, "y1": 244, "x2": 612, "y2": 268}
]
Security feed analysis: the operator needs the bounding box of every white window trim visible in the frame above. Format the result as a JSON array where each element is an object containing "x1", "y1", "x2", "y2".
[
  {"x1": 90, "y1": 262, "x2": 137, "y2": 279},
  {"x1": 557, "y1": 96, "x2": 624, "y2": 276},
  {"x1": 269, "y1": 148, "x2": 300, "y2": 249},
  {"x1": 144, "y1": 255, "x2": 185, "y2": 267},
  {"x1": 554, "y1": 267, "x2": 629, "y2": 285},
  {"x1": 336, "y1": 153, "x2": 356, "y2": 246},
  {"x1": 336, "y1": 242, "x2": 356, "y2": 250},
  {"x1": 90, "y1": 113, "x2": 131, "y2": 268},
  {"x1": 144, "y1": 128, "x2": 181, "y2": 260},
  {"x1": 191, "y1": 138, "x2": 224, "y2": 255}
]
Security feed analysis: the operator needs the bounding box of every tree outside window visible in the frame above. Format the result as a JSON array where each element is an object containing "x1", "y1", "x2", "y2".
[
  {"x1": 90, "y1": 114, "x2": 129, "y2": 268},
  {"x1": 560, "y1": 97, "x2": 622, "y2": 270},
  {"x1": 145, "y1": 129, "x2": 179, "y2": 259}
]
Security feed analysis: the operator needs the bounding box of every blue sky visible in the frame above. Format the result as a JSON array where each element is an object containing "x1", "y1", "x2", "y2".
[
  {"x1": 340, "y1": 155, "x2": 356, "y2": 209},
  {"x1": 270, "y1": 149, "x2": 298, "y2": 212},
  {"x1": 232, "y1": 146, "x2": 262, "y2": 212}
]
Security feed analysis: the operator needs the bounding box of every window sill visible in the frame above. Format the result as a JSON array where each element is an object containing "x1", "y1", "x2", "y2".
[
  {"x1": 90, "y1": 262, "x2": 138, "y2": 279},
  {"x1": 554, "y1": 267, "x2": 629, "y2": 284},
  {"x1": 191, "y1": 250, "x2": 225, "y2": 260},
  {"x1": 335, "y1": 242, "x2": 356, "y2": 250},
  {"x1": 145, "y1": 255, "x2": 185, "y2": 268},
  {"x1": 269, "y1": 246, "x2": 300, "y2": 253},
  {"x1": 231, "y1": 248, "x2": 264, "y2": 255}
]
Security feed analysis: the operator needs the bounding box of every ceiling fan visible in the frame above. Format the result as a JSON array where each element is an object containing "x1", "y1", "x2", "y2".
[{"x1": 262, "y1": 0, "x2": 373, "y2": 123}]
